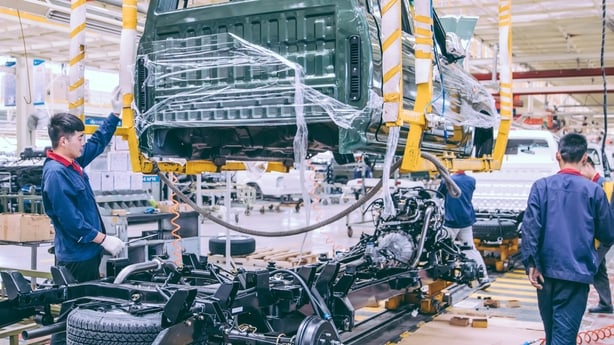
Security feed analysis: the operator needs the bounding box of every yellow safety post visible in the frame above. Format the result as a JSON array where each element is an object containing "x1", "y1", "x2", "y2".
[
  {"x1": 400, "y1": 0, "x2": 433, "y2": 172},
  {"x1": 68, "y1": 0, "x2": 86, "y2": 120},
  {"x1": 490, "y1": 0, "x2": 513, "y2": 169},
  {"x1": 117, "y1": 0, "x2": 142, "y2": 173}
]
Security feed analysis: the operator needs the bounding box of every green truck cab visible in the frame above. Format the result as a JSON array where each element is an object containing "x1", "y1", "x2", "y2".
[{"x1": 135, "y1": 0, "x2": 498, "y2": 165}]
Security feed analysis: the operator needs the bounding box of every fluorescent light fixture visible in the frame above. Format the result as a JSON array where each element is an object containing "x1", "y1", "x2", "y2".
[
  {"x1": 46, "y1": 9, "x2": 144, "y2": 39},
  {"x1": 47, "y1": 9, "x2": 123, "y2": 36}
]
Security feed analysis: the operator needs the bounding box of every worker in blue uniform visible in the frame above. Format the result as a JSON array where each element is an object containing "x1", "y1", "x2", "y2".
[
  {"x1": 581, "y1": 156, "x2": 613, "y2": 314},
  {"x1": 42, "y1": 87, "x2": 125, "y2": 284},
  {"x1": 522, "y1": 133, "x2": 614, "y2": 345},
  {"x1": 438, "y1": 170, "x2": 490, "y2": 289}
]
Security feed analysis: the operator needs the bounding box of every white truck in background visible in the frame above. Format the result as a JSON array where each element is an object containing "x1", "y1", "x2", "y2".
[
  {"x1": 587, "y1": 143, "x2": 614, "y2": 179},
  {"x1": 471, "y1": 129, "x2": 559, "y2": 215},
  {"x1": 468, "y1": 130, "x2": 559, "y2": 270}
]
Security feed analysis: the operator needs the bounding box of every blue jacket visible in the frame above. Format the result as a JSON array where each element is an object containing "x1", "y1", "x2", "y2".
[
  {"x1": 438, "y1": 172, "x2": 476, "y2": 228},
  {"x1": 42, "y1": 114, "x2": 120, "y2": 263},
  {"x1": 521, "y1": 170, "x2": 614, "y2": 284}
]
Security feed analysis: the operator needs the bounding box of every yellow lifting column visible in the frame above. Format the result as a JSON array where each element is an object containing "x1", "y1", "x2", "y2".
[
  {"x1": 380, "y1": 0, "x2": 433, "y2": 173},
  {"x1": 491, "y1": 0, "x2": 513, "y2": 169},
  {"x1": 115, "y1": 0, "x2": 141, "y2": 173},
  {"x1": 82, "y1": 0, "x2": 142, "y2": 172},
  {"x1": 380, "y1": 0, "x2": 432, "y2": 172},
  {"x1": 400, "y1": 0, "x2": 434, "y2": 172}
]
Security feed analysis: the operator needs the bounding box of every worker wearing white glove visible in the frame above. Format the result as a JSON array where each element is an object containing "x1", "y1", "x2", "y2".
[
  {"x1": 111, "y1": 86, "x2": 123, "y2": 117},
  {"x1": 100, "y1": 234, "x2": 125, "y2": 256},
  {"x1": 42, "y1": 88, "x2": 123, "y2": 287}
]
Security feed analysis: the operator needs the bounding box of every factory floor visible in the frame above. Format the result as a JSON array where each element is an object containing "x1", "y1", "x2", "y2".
[{"x1": 1, "y1": 200, "x2": 614, "y2": 344}]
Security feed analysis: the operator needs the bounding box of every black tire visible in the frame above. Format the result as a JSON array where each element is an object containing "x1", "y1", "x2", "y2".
[
  {"x1": 66, "y1": 308, "x2": 162, "y2": 345},
  {"x1": 209, "y1": 235, "x2": 256, "y2": 256},
  {"x1": 473, "y1": 218, "x2": 519, "y2": 241}
]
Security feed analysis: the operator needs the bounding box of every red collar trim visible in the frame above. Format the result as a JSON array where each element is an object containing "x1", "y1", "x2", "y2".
[
  {"x1": 47, "y1": 150, "x2": 83, "y2": 175},
  {"x1": 47, "y1": 151, "x2": 71, "y2": 167},
  {"x1": 557, "y1": 168, "x2": 583, "y2": 176}
]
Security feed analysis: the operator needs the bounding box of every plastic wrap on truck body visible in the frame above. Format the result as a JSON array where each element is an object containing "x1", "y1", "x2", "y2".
[{"x1": 134, "y1": 0, "x2": 498, "y2": 163}]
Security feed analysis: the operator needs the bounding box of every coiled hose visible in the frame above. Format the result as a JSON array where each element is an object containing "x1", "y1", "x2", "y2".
[{"x1": 522, "y1": 325, "x2": 614, "y2": 344}]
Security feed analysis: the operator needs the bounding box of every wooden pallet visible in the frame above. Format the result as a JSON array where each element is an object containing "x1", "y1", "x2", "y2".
[{"x1": 208, "y1": 248, "x2": 320, "y2": 269}]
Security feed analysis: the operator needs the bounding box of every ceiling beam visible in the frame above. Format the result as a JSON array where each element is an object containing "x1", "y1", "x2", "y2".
[
  {"x1": 468, "y1": 52, "x2": 614, "y2": 66},
  {"x1": 474, "y1": 67, "x2": 614, "y2": 81},
  {"x1": 511, "y1": 84, "x2": 614, "y2": 96}
]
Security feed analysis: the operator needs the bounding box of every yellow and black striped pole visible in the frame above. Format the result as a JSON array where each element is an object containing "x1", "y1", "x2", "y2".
[{"x1": 68, "y1": 0, "x2": 86, "y2": 120}]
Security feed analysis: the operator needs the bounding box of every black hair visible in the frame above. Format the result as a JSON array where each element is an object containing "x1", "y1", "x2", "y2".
[
  {"x1": 558, "y1": 133, "x2": 587, "y2": 163},
  {"x1": 48, "y1": 113, "x2": 85, "y2": 149}
]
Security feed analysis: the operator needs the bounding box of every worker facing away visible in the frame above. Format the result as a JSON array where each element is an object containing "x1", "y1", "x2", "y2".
[
  {"x1": 521, "y1": 133, "x2": 614, "y2": 345},
  {"x1": 438, "y1": 170, "x2": 490, "y2": 289}
]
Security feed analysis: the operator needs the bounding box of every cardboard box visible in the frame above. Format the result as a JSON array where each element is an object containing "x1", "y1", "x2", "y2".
[
  {"x1": 449, "y1": 316, "x2": 470, "y2": 327},
  {"x1": 0, "y1": 213, "x2": 55, "y2": 242},
  {"x1": 471, "y1": 318, "x2": 488, "y2": 328}
]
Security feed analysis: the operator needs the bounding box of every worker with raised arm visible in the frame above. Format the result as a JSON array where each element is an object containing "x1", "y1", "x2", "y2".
[{"x1": 42, "y1": 87, "x2": 125, "y2": 284}]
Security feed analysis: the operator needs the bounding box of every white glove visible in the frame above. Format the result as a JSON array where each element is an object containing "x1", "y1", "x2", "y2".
[
  {"x1": 101, "y1": 235, "x2": 125, "y2": 256},
  {"x1": 111, "y1": 86, "x2": 122, "y2": 116}
]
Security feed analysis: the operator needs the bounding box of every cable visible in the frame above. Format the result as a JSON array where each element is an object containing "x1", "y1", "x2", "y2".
[
  {"x1": 271, "y1": 269, "x2": 333, "y2": 322},
  {"x1": 522, "y1": 324, "x2": 614, "y2": 345},
  {"x1": 16, "y1": 10, "x2": 33, "y2": 104},
  {"x1": 158, "y1": 152, "x2": 459, "y2": 237},
  {"x1": 158, "y1": 159, "x2": 403, "y2": 237},
  {"x1": 599, "y1": 0, "x2": 610, "y2": 178}
]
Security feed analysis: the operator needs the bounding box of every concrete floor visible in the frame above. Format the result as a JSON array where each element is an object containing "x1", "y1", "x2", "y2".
[{"x1": 2, "y1": 199, "x2": 614, "y2": 344}]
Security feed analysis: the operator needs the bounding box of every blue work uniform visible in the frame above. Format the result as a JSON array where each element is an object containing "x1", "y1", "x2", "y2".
[
  {"x1": 42, "y1": 114, "x2": 120, "y2": 264},
  {"x1": 438, "y1": 172, "x2": 476, "y2": 228},
  {"x1": 521, "y1": 168, "x2": 614, "y2": 345}
]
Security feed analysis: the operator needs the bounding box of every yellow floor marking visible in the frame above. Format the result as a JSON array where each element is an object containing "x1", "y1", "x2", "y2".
[
  {"x1": 482, "y1": 287, "x2": 538, "y2": 297},
  {"x1": 489, "y1": 282, "x2": 537, "y2": 291},
  {"x1": 471, "y1": 293, "x2": 537, "y2": 303},
  {"x1": 494, "y1": 277, "x2": 532, "y2": 284}
]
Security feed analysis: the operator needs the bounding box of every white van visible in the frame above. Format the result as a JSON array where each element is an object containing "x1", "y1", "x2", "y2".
[
  {"x1": 587, "y1": 143, "x2": 614, "y2": 179},
  {"x1": 468, "y1": 130, "x2": 560, "y2": 242},
  {"x1": 470, "y1": 130, "x2": 560, "y2": 212}
]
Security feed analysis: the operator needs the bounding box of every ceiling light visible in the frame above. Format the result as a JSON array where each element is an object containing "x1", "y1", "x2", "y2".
[{"x1": 47, "y1": 9, "x2": 123, "y2": 36}]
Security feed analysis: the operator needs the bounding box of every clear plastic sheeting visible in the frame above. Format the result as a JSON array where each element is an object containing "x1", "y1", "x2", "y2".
[
  {"x1": 135, "y1": 32, "x2": 382, "y2": 155},
  {"x1": 431, "y1": 61, "x2": 499, "y2": 128},
  {"x1": 382, "y1": 126, "x2": 400, "y2": 219}
]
